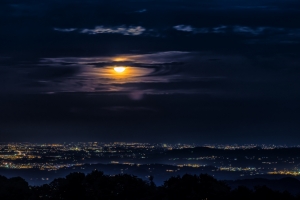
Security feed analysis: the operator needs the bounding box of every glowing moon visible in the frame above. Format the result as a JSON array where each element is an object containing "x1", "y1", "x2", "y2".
[{"x1": 114, "y1": 67, "x2": 126, "y2": 73}]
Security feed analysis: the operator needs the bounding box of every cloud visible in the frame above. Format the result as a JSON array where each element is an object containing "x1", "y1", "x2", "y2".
[
  {"x1": 175, "y1": 24, "x2": 265, "y2": 35},
  {"x1": 53, "y1": 25, "x2": 146, "y2": 36},
  {"x1": 34, "y1": 51, "x2": 194, "y2": 93},
  {"x1": 42, "y1": 51, "x2": 191, "y2": 65},
  {"x1": 2, "y1": 51, "x2": 300, "y2": 107},
  {"x1": 173, "y1": 25, "x2": 233, "y2": 34},
  {"x1": 233, "y1": 26, "x2": 267, "y2": 35},
  {"x1": 54, "y1": 28, "x2": 77, "y2": 32},
  {"x1": 213, "y1": 25, "x2": 227, "y2": 33},
  {"x1": 173, "y1": 25, "x2": 300, "y2": 39},
  {"x1": 173, "y1": 25, "x2": 194, "y2": 32},
  {"x1": 173, "y1": 25, "x2": 209, "y2": 33},
  {"x1": 80, "y1": 25, "x2": 146, "y2": 36}
]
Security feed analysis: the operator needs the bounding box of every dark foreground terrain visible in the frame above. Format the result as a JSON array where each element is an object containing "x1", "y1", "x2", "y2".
[{"x1": 1, "y1": 171, "x2": 300, "y2": 200}]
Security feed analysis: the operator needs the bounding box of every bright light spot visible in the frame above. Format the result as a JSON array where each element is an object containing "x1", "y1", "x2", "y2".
[{"x1": 114, "y1": 67, "x2": 126, "y2": 73}]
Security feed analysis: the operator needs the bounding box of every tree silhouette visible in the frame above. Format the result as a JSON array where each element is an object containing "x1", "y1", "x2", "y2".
[
  {"x1": 0, "y1": 176, "x2": 30, "y2": 200},
  {"x1": 162, "y1": 174, "x2": 230, "y2": 200},
  {"x1": 1, "y1": 172, "x2": 300, "y2": 200}
]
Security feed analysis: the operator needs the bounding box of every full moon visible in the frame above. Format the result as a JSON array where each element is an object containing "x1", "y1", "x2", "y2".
[{"x1": 114, "y1": 67, "x2": 126, "y2": 73}]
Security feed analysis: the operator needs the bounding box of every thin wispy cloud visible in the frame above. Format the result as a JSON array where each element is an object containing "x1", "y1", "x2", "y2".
[
  {"x1": 54, "y1": 28, "x2": 77, "y2": 32},
  {"x1": 213, "y1": 25, "x2": 227, "y2": 33},
  {"x1": 173, "y1": 25, "x2": 300, "y2": 38},
  {"x1": 173, "y1": 25, "x2": 209, "y2": 33},
  {"x1": 42, "y1": 51, "x2": 191, "y2": 64},
  {"x1": 173, "y1": 25, "x2": 194, "y2": 32},
  {"x1": 35, "y1": 51, "x2": 196, "y2": 94},
  {"x1": 233, "y1": 26, "x2": 267, "y2": 35},
  {"x1": 53, "y1": 24, "x2": 299, "y2": 43},
  {"x1": 80, "y1": 25, "x2": 146, "y2": 36},
  {"x1": 54, "y1": 26, "x2": 146, "y2": 36},
  {"x1": 173, "y1": 25, "x2": 229, "y2": 34}
]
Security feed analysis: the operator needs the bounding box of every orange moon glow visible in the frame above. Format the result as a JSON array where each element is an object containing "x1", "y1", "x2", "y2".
[{"x1": 114, "y1": 67, "x2": 126, "y2": 73}]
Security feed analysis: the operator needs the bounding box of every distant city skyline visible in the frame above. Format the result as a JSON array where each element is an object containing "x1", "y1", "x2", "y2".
[{"x1": 1, "y1": 142, "x2": 300, "y2": 186}]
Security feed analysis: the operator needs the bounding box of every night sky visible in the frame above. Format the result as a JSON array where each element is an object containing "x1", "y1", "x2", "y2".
[{"x1": 0, "y1": 0, "x2": 300, "y2": 144}]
